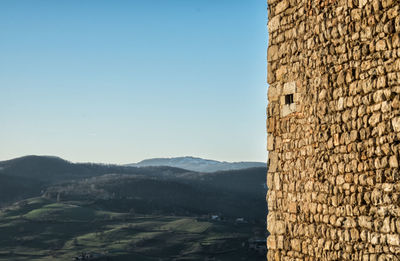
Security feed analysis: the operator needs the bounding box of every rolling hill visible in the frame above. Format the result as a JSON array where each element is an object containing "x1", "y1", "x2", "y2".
[
  {"x1": 0, "y1": 155, "x2": 267, "y2": 260},
  {"x1": 0, "y1": 156, "x2": 267, "y2": 218}
]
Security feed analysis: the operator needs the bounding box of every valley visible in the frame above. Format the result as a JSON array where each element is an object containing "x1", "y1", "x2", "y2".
[{"x1": 0, "y1": 156, "x2": 267, "y2": 260}]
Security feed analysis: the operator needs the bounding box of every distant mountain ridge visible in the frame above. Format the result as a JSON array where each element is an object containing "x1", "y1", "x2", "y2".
[
  {"x1": 0, "y1": 156, "x2": 267, "y2": 216},
  {"x1": 127, "y1": 156, "x2": 266, "y2": 172},
  {"x1": 0, "y1": 155, "x2": 188, "y2": 183}
]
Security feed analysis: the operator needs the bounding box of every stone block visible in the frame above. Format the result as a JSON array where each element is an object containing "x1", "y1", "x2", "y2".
[
  {"x1": 281, "y1": 103, "x2": 296, "y2": 117},
  {"x1": 291, "y1": 238, "x2": 301, "y2": 252},
  {"x1": 283, "y1": 81, "x2": 296, "y2": 94},
  {"x1": 267, "y1": 134, "x2": 275, "y2": 151},
  {"x1": 268, "y1": 16, "x2": 280, "y2": 33},
  {"x1": 392, "y1": 117, "x2": 400, "y2": 132},
  {"x1": 376, "y1": 40, "x2": 387, "y2": 51},
  {"x1": 267, "y1": 235, "x2": 277, "y2": 250},
  {"x1": 387, "y1": 234, "x2": 400, "y2": 246},
  {"x1": 389, "y1": 155, "x2": 398, "y2": 168},
  {"x1": 275, "y1": 0, "x2": 288, "y2": 14},
  {"x1": 268, "y1": 84, "x2": 281, "y2": 102},
  {"x1": 288, "y1": 202, "x2": 297, "y2": 214},
  {"x1": 268, "y1": 45, "x2": 279, "y2": 62},
  {"x1": 276, "y1": 66, "x2": 287, "y2": 81},
  {"x1": 269, "y1": 152, "x2": 278, "y2": 172}
]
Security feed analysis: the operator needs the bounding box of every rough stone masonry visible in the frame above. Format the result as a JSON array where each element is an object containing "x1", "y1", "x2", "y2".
[{"x1": 266, "y1": 0, "x2": 400, "y2": 259}]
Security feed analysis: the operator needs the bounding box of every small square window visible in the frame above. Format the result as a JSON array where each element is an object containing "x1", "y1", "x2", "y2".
[{"x1": 285, "y1": 94, "x2": 294, "y2": 105}]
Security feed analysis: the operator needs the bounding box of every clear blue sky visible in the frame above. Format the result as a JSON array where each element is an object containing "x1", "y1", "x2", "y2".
[{"x1": 0, "y1": 0, "x2": 268, "y2": 164}]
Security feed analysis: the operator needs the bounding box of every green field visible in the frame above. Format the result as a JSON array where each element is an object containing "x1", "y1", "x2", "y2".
[{"x1": 0, "y1": 197, "x2": 264, "y2": 261}]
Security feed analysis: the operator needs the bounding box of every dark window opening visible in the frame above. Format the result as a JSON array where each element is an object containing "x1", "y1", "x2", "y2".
[{"x1": 285, "y1": 94, "x2": 294, "y2": 105}]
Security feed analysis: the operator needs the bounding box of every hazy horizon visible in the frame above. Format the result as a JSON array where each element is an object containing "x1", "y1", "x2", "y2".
[
  {"x1": 0, "y1": 153, "x2": 267, "y2": 165},
  {"x1": 0, "y1": 0, "x2": 268, "y2": 164}
]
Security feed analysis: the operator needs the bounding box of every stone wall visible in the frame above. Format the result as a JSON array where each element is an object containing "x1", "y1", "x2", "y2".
[{"x1": 266, "y1": 0, "x2": 400, "y2": 259}]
